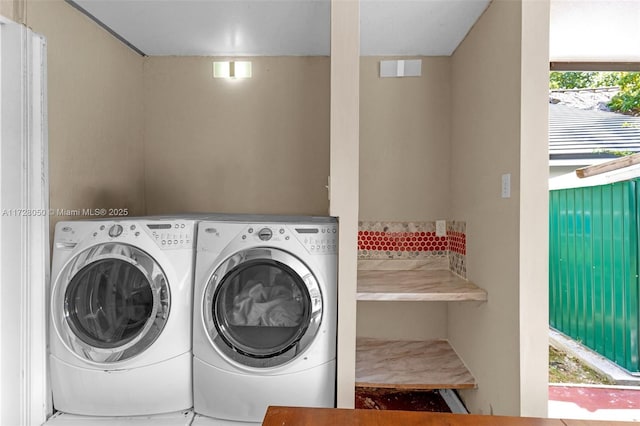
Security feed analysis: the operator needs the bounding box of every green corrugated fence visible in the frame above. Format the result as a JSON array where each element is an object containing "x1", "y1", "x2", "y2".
[{"x1": 549, "y1": 179, "x2": 640, "y2": 373}]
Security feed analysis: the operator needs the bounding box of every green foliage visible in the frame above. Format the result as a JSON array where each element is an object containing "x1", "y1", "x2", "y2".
[
  {"x1": 549, "y1": 71, "x2": 622, "y2": 89},
  {"x1": 617, "y1": 72, "x2": 640, "y2": 90},
  {"x1": 549, "y1": 72, "x2": 593, "y2": 89},
  {"x1": 609, "y1": 93, "x2": 640, "y2": 114},
  {"x1": 593, "y1": 148, "x2": 634, "y2": 157},
  {"x1": 549, "y1": 71, "x2": 640, "y2": 115},
  {"x1": 596, "y1": 72, "x2": 624, "y2": 87},
  {"x1": 608, "y1": 73, "x2": 640, "y2": 115}
]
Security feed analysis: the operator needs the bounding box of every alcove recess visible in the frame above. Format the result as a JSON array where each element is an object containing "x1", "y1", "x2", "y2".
[{"x1": 356, "y1": 221, "x2": 487, "y2": 390}]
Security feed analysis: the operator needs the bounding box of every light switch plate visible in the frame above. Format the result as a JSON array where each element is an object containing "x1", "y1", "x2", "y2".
[
  {"x1": 501, "y1": 173, "x2": 511, "y2": 198},
  {"x1": 436, "y1": 220, "x2": 446, "y2": 237}
]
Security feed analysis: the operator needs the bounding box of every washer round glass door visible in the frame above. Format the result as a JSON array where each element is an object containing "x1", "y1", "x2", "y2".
[
  {"x1": 203, "y1": 248, "x2": 323, "y2": 368},
  {"x1": 52, "y1": 243, "x2": 170, "y2": 363}
]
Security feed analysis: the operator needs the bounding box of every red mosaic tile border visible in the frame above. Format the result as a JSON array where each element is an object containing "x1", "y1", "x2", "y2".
[
  {"x1": 358, "y1": 221, "x2": 467, "y2": 277},
  {"x1": 358, "y1": 230, "x2": 466, "y2": 255},
  {"x1": 358, "y1": 230, "x2": 448, "y2": 252},
  {"x1": 448, "y1": 231, "x2": 466, "y2": 255}
]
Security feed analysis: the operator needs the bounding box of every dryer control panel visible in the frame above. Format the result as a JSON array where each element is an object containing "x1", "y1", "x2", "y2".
[
  {"x1": 236, "y1": 223, "x2": 338, "y2": 254},
  {"x1": 292, "y1": 224, "x2": 338, "y2": 255},
  {"x1": 241, "y1": 225, "x2": 289, "y2": 244}
]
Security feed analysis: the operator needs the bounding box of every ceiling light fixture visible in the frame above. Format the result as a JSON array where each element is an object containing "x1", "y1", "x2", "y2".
[{"x1": 213, "y1": 61, "x2": 252, "y2": 79}]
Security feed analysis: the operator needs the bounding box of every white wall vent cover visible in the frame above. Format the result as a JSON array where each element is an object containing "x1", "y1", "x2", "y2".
[{"x1": 380, "y1": 59, "x2": 422, "y2": 78}]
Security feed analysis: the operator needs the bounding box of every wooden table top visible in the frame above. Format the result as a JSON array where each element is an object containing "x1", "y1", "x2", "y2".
[{"x1": 262, "y1": 406, "x2": 633, "y2": 426}]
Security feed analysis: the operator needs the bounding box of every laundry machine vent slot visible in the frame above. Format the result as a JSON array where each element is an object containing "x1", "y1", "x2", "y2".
[
  {"x1": 295, "y1": 228, "x2": 319, "y2": 234},
  {"x1": 55, "y1": 242, "x2": 77, "y2": 249}
]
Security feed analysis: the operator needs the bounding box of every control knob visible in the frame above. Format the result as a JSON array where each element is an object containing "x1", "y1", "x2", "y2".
[
  {"x1": 108, "y1": 224, "x2": 123, "y2": 238},
  {"x1": 258, "y1": 228, "x2": 273, "y2": 241}
]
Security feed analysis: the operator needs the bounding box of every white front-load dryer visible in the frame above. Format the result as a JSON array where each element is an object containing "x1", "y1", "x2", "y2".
[
  {"x1": 192, "y1": 216, "x2": 337, "y2": 424},
  {"x1": 49, "y1": 218, "x2": 197, "y2": 416}
]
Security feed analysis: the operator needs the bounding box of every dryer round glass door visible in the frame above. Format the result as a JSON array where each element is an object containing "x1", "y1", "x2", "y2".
[
  {"x1": 203, "y1": 248, "x2": 323, "y2": 368},
  {"x1": 51, "y1": 243, "x2": 170, "y2": 363}
]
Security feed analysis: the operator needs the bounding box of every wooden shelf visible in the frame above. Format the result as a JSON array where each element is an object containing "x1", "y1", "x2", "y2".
[
  {"x1": 357, "y1": 269, "x2": 487, "y2": 302},
  {"x1": 356, "y1": 338, "x2": 476, "y2": 390},
  {"x1": 263, "y1": 406, "x2": 624, "y2": 426}
]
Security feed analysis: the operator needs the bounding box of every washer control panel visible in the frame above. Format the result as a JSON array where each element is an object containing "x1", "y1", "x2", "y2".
[
  {"x1": 54, "y1": 221, "x2": 195, "y2": 250},
  {"x1": 92, "y1": 223, "x2": 142, "y2": 242},
  {"x1": 146, "y1": 222, "x2": 194, "y2": 249}
]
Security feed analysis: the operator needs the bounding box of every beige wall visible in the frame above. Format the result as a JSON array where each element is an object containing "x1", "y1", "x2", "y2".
[
  {"x1": 449, "y1": 0, "x2": 521, "y2": 415},
  {"x1": 448, "y1": 0, "x2": 548, "y2": 416},
  {"x1": 0, "y1": 0, "x2": 24, "y2": 23},
  {"x1": 357, "y1": 302, "x2": 447, "y2": 340},
  {"x1": 359, "y1": 56, "x2": 451, "y2": 222},
  {"x1": 143, "y1": 56, "x2": 330, "y2": 216},
  {"x1": 23, "y1": 3, "x2": 328, "y2": 222},
  {"x1": 358, "y1": 56, "x2": 452, "y2": 341},
  {"x1": 26, "y1": 0, "x2": 145, "y2": 228}
]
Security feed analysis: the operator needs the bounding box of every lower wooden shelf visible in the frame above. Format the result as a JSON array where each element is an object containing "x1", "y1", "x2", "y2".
[{"x1": 356, "y1": 337, "x2": 476, "y2": 390}]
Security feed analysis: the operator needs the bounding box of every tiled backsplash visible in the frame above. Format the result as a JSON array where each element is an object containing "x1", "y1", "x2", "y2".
[
  {"x1": 447, "y1": 221, "x2": 466, "y2": 278},
  {"x1": 358, "y1": 220, "x2": 467, "y2": 278}
]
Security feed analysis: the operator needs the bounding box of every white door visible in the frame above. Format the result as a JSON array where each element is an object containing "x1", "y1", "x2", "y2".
[{"x1": 0, "y1": 17, "x2": 49, "y2": 426}]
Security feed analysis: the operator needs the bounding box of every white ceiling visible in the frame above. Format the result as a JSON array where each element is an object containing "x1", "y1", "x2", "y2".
[
  {"x1": 550, "y1": 0, "x2": 640, "y2": 62},
  {"x1": 70, "y1": 0, "x2": 491, "y2": 56}
]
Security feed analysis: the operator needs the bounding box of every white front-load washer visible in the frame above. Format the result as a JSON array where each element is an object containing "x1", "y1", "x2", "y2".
[
  {"x1": 49, "y1": 218, "x2": 197, "y2": 416},
  {"x1": 192, "y1": 216, "x2": 337, "y2": 424}
]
